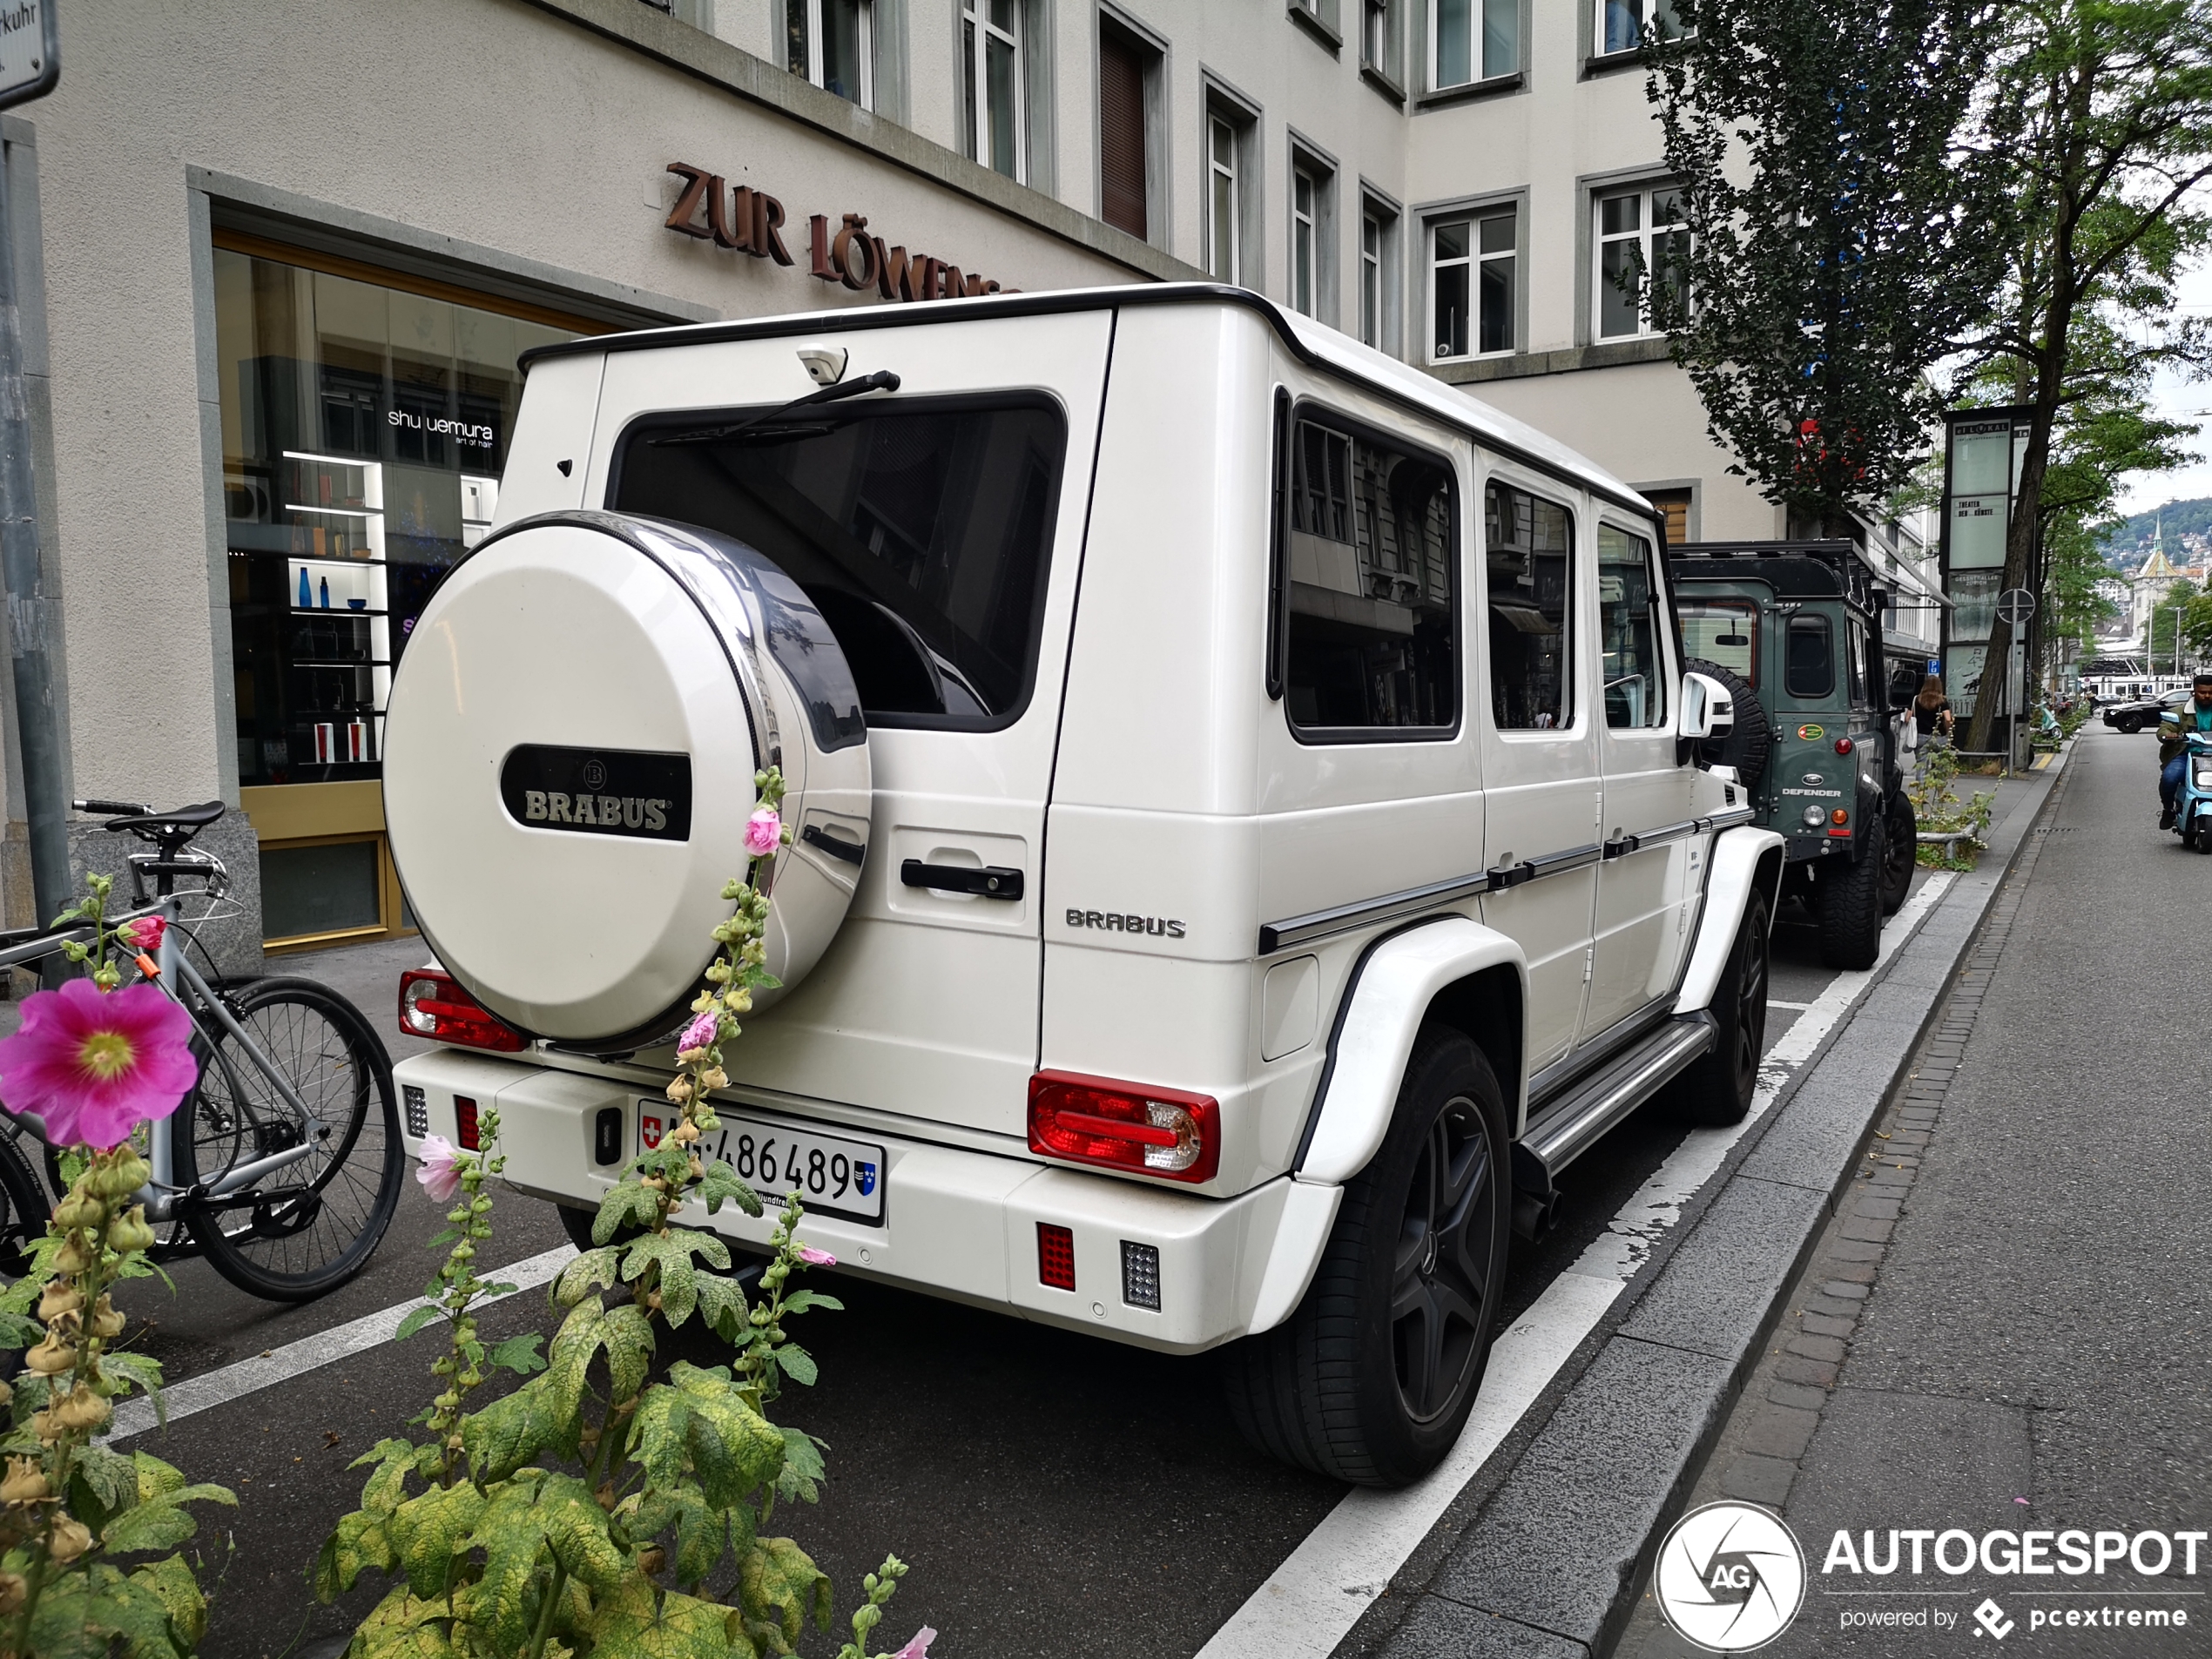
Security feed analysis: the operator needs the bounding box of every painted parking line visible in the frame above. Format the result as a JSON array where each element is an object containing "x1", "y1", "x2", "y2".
[
  {"x1": 1195, "y1": 872, "x2": 1956, "y2": 1659},
  {"x1": 103, "y1": 1244, "x2": 579, "y2": 1443}
]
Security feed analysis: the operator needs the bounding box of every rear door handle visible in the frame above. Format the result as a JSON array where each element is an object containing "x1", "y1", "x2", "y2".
[
  {"x1": 800, "y1": 824, "x2": 866, "y2": 866},
  {"x1": 900, "y1": 860, "x2": 1024, "y2": 900}
]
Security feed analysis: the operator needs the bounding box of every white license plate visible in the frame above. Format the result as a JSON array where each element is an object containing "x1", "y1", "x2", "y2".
[{"x1": 637, "y1": 1104, "x2": 886, "y2": 1224}]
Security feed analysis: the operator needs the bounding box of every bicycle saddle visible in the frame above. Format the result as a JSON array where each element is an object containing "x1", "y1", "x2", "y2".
[{"x1": 99, "y1": 801, "x2": 226, "y2": 840}]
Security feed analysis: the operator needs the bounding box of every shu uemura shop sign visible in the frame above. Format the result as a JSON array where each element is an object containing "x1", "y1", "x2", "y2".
[{"x1": 664, "y1": 162, "x2": 1020, "y2": 303}]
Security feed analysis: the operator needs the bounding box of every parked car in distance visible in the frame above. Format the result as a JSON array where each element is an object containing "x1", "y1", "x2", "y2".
[
  {"x1": 2104, "y1": 687, "x2": 2193, "y2": 733},
  {"x1": 376, "y1": 285, "x2": 1784, "y2": 1489}
]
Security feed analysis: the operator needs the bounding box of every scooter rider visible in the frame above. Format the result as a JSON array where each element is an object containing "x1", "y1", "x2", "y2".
[{"x1": 2157, "y1": 671, "x2": 2212, "y2": 829}]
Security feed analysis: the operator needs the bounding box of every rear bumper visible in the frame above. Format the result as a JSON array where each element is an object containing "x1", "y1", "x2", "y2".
[{"x1": 394, "y1": 1049, "x2": 1328, "y2": 1354}]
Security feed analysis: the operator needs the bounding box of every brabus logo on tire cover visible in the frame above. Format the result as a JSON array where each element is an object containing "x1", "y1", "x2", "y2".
[{"x1": 499, "y1": 745, "x2": 693, "y2": 841}]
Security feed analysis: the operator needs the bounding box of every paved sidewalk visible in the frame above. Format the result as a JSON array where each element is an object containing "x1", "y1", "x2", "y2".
[{"x1": 1623, "y1": 725, "x2": 2210, "y2": 1656}]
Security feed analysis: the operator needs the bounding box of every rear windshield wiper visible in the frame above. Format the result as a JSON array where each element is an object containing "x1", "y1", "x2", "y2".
[{"x1": 650, "y1": 369, "x2": 901, "y2": 446}]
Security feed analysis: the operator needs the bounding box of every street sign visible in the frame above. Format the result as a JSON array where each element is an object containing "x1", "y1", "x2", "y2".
[
  {"x1": 0, "y1": 2, "x2": 57, "y2": 111},
  {"x1": 1996, "y1": 588, "x2": 2037, "y2": 626}
]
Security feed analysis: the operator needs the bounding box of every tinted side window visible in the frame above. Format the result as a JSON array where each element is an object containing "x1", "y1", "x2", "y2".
[
  {"x1": 1598, "y1": 525, "x2": 1667, "y2": 728},
  {"x1": 1679, "y1": 598, "x2": 1758, "y2": 686},
  {"x1": 1487, "y1": 481, "x2": 1574, "y2": 730},
  {"x1": 612, "y1": 401, "x2": 1065, "y2": 729},
  {"x1": 1281, "y1": 411, "x2": 1458, "y2": 736},
  {"x1": 1785, "y1": 614, "x2": 1834, "y2": 698}
]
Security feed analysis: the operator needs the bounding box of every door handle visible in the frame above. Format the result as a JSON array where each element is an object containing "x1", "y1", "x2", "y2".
[
  {"x1": 800, "y1": 824, "x2": 866, "y2": 866},
  {"x1": 900, "y1": 859, "x2": 1024, "y2": 900}
]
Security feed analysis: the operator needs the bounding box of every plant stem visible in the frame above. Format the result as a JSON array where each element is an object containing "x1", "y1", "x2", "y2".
[{"x1": 522, "y1": 1559, "x2": 570, "y2": 1659}]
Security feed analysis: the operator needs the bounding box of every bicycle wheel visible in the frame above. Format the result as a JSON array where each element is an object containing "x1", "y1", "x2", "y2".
[
  {"x1": 0, "y1": 1125, "x2": 48, "y2": 1278},
  {"x1": 173, "y1": 976, "x2": 403, "y2": 1301}
]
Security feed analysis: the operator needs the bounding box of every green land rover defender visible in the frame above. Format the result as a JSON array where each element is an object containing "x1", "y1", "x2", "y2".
[{"x1": 1668, "y1": 541, "x2": 1918, "y2": 969}]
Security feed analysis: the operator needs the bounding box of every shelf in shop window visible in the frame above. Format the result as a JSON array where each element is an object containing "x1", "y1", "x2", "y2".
[
  {"x1": 289, "y1": 660, "x2": 393, "y2": 670},
  {"x1": 289, "y1": 606, "x2": 389, "y2": 617}
]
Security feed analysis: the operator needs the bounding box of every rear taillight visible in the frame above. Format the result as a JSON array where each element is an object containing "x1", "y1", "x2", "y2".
[
  {"x1": 1037, "y1": 1222, "x2": 1076, "y2": 1291},
  {"x1": 399, "y1": 970, "x2": 527, "y2": 1053},
  {"x1": 1028, "y1": 1070, "x2": 1220, "y2": 1184}
]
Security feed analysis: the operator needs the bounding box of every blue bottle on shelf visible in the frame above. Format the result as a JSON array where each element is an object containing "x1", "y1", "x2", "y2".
[
  {"x1": 320, "y1": 576, "x2": 330, "y2": 608},
  {"x1": 298, "y1": 565, "x2": 311, "y2": 609}
]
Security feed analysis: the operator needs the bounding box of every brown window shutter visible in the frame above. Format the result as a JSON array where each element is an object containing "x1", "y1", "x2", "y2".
[
  {"x1": 1099, "y1": 32, "x2": 1149, "y2": 239},
  {"x1": 1647, "y1": 489, "x2": 1691, "y2": 548}
]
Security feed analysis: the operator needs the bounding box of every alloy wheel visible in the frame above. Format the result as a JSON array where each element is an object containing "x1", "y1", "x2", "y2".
[{"x1": 1389, "y1": 1096, "x2": 1499, "y2": 1424}]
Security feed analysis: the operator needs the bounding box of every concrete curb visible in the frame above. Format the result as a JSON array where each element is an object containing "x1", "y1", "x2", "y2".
[{"x1": 1360, "y1": 747, "x2": 2076, "y2": 1659}]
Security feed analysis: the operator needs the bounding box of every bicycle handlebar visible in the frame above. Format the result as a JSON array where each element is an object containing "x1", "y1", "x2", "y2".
[{"x1": 74, "y1": 797, "x2": 155, "y2": 816}]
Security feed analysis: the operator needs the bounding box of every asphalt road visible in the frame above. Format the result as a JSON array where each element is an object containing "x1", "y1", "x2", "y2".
[{"x1": 16, "y1": 885, "x2": 1901, "y2": 1659}]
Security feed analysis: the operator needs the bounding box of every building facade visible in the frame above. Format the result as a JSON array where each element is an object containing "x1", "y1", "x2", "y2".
[{"x1": 0, "y1": 0, "x2": 1934, "y2": 958}]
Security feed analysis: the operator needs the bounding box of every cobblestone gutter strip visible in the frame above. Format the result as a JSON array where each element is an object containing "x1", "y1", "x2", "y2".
[{"x1": 1356, "y1": 752, "x2": 2075, "y2": 1659}]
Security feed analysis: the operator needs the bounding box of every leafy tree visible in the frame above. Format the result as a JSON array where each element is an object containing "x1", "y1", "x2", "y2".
[
  {"x1": 1957, "y1": 0, "x2": 2212, "y2": 753},
  {"x1": 1641, "y1": 0, "x2": 2013, "y2": 532}
]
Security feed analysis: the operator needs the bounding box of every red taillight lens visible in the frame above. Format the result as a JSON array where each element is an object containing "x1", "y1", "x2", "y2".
[
  {"x1": 1834, "y1": 737, "x2": 1854, "y2": 755},
  {"x1": 399, "y1": 970, "x2": 527, "y2": 1053},
  {"x1": 1028, "y1": 1071, "x2": 1221, "y2": 1184},
  {"x1": 455, "y1": 1096, "x2": 481, "y2": 1151},
  {"x1": 1037, "y1": 1222, "x2": 1076, "y2": 1291}
]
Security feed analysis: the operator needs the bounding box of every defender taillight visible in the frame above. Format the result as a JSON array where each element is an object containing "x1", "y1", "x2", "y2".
[
  {"x1": 1028, "y1": 1070, "x2": 1221, "y2": 1184},
  {"x1": 399, "y1": 970, "x2": 527, "y2": 1053}
]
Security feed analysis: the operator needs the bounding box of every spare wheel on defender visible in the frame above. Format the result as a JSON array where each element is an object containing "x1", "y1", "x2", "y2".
[{"x1": 382, "y1": 511, "x2": 872, "y2": 1050}]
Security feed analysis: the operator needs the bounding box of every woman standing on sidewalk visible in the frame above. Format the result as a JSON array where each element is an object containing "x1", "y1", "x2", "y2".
[{"x1": 1912, "y1": 676, "x2": 1953, "y2": 781}]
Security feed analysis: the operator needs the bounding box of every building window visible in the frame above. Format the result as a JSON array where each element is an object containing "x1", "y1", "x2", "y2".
[
  {"x1": 786, "y1": 0, "x2": 873, "y2": 105},
  {"x1": 1279, "y1": 410, "x2": 1458, "y2": 737},
  {"x1": 1359, "y1": 196, "x2": 1399, "y2": 353},
  {"x1": 1292, "y1": 170, "x2": 1318, "y2": 315},
  {"x1": 1099, "y1": 20, "x2": 1157, "y2": 239},
  {"x1": 1434, "y1": 0, "x2": 1517, "y2": 87},
  {"x1": 1363, "y1": 0, "x2": 1389, "y2": 69},
  {"x1": 1432, "y1": 206, "x2": 1515, "y2": 360},
  {"x1": 1209, "y1": 116, "x2": 1242, "y2": 282},
  {"x1": 1595, "y1": 185, "x2": 1689, "y2": 339},
  {"x1": 1598, "y1": 0, "x2": 1682, "y2": 56},
  {"x1": 962, "y1": 0, "x2": 1026, "y2": 179}
]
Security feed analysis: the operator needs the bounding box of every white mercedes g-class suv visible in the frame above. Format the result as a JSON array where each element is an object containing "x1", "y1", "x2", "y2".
[{"x1": 381, "y1": 285, "x2": 1781, "y2": 1488}]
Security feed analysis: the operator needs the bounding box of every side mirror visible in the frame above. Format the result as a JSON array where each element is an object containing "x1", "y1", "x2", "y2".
[{"x1": 1681, "y1": 671, "x2": 1735, "y2": 743}]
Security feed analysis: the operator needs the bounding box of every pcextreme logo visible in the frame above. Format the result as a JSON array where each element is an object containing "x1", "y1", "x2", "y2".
[{"x1": 1655, "y1": 1503, "x2": 1808, "y2": 1652}]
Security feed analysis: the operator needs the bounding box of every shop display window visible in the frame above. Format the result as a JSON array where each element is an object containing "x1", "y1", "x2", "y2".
[{"x1": 215, "y1": 246, "x2": 579, "y2": 787}]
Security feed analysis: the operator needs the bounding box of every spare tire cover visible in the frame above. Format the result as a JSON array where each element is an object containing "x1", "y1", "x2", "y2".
[{"x1": 384, "y1": 511, "x2": 870, "y2": 1049}]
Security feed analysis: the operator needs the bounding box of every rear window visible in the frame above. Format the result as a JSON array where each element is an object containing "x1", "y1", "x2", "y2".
[
  {"x1": 1784, "y1": 614, "x2": 1834, "y2": 699},
  {"x1": 612, "y1": 398, "x2": 1066, "y2": 729},
  {"x1": 1679, "y1": 598, "x2": 1757, "y2": 686}
]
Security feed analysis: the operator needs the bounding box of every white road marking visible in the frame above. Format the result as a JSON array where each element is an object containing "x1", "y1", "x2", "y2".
[
  {"x1": 1196, "y1": 872, "x2": 1956, "y2": 1659},
  {"x1": 1766, "y1": 999, "x2": 1814, "y2": 1010},
  {"x1": 102, "y1": 1244, "x2": 578, "y2": 1443}
]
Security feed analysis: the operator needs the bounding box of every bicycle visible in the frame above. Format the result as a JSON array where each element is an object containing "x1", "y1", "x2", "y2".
[{"x1": 0, "y1": 798, "x2": 404, "y2": 1302}]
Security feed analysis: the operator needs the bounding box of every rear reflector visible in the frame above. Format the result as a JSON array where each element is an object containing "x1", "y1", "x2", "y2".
[
  {"x1": 400, "y1": 969, "x2": 527, "y2": 1053},
  {"x1": 1037, "y1": 1222, "x2": 1076, "y2": 1291},
  {"x1": 455, "y1": 1096, "x2": 481, "y2": 1151},
  {"x1": 403, "y1": 1085, "x2": 428, "y2": 1138},
  {"x1": 1121, "y1": 1241, "x2": 1161, "y2": 1310},
  {"x1": 1028, "y1": 1070, "x2": 1221, "y2": 1184}
]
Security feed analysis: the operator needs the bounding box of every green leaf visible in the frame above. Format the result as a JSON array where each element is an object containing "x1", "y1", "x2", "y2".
[
  {"x1": 425, "y1": 1227, "x2": 462, "y2": 1249},
  {"x1": 623, "y1": 1232, "x2": 700, "y2": 1329},
  {"x1": 604, "y1": 1300, "x2": 657, "y2": 1402},
  {"x1": 776, "y1": 1345, "x2": 818, "y2": 1388},
  {"x1": 394, "y1": 1305, "x2": 444, "y2": 1343},
  {"x1": 387, "y1": 1479, "x2": 488, "y2": 1600},
  {"x1": 583, "y1": 1577, "x2": 748, "y2": 1659},
  {"x1": 347, "y1": 1437, "x2": 426, "y2": 1514},
  {"x1": 489, "y1": 1332, "x2": 548, "y2": 1375},
  {"x1": 774, "y1": 1426, "x2": 826, "y2": 1506},
  {"x1": 553, "y1": 1245, "x2": 623, "y2": 1307},
  {"x1": 547, "y1": 1300, "x2": 612, "y2": 1423},
  {"x1": 593, "y1": 1181, "x2": 663, "y2": 1245},
  {"x1": 695, "y1": 1274, "x2": 749, "y2": 1346},
  {"x1": 695, "y1": 1161, "x2": 762, "y2": 1218},
  {"x1": 471, "y1": 1478, "x2": 556, "y2": 1656},
  {"x1": 69, "y1": 1443, "x2": 142, "y2": 1529},
  {"x1": 629, "y1": 1386, "x2": 693, "y2": 1494},
  {"x1": 104, "y1": 1501, "x2": 197, "y2": 1554},
  {"x1": 347, "y1": 1584, "x2": 458, "y2": 1659},
  {"x1": 131, "y1": 1450, "x2": 188, "y2": 1504},
  {"x1": 315, "y1": 1504, "x2": 397, "y2": 1601},
  {"x1": 0, "y1": 1308, "x2": 41, "y2": 1348},
  {"x1": 738, "y1": 1536, "x2": 832, "y2": 1650},
  {"x1": 537, "y1": 1474, "x2": 629, "y2": 1593},
  {"x1": 464, "y1": 1374, "x2": 562, "y2": 1483},
  {"x1": 778, "y1": 1291, "x2": 841, "y2": 1315},
  {"x1": 101, "y1": 1351, "x2": 166, "y2": 1423},
  {"x1": 132, "y1": 1553, "x2": 210, "y2": 1654},
  {"x1": 679, "y1": 1376, "x2": 785, "y2": 1510},
  {"x1": 668, "y1": 1487, "x2": 725, "y2": 1588}
]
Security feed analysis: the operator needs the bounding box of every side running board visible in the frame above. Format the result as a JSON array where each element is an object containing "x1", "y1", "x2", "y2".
[{"x1": 1520, "y1": 1011, "x2": 1717, "y2": 1182}]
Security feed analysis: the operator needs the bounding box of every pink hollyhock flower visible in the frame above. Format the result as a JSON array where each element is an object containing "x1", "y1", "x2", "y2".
[
  {"x1": 415, "y1": 1135, "x2": 463, "y2": 1204},
  {"x1": 796, "y1": 1244, "x2": 836, "y2": 1266},
  {"x1": 677, "y1": 1012, "x2": 718, "y2": 1055},
  {"x1": 744, "y1": 807, "x2": 782, "y2": 858},
  {"x1": 0, "y1": 979, "x2": 195, "y2": 1150},
  {"x1": 893, "y1": 1628, "x2": 937, "y2": 1659},
  {"x1": 120, "y1": 915, "x2": 166, "y2": 954}
]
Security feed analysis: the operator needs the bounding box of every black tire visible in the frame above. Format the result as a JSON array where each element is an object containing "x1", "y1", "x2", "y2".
[
  {"x1": 1662, "y1": 884, "x2": 1770, "y2": 1126},
  {"x1": 1684, "y1": 658, "x2": 1772, "y2": 790},
  {"x1": 1879, "y1": 792, "x2": 1917, "y2": 916},
  {"x1": 1816, "y1": 819, "x2": 1885, "y2": 970},
  {"x1": 1223, "y1": 1031, "x2": 1511, "y2": 1487},
  {"x1": 174, "y1": 977, "x2": 403, "y2": 1302},
  {"x1": 0, "y1": 1126, "x2": 47, "y2": 1279}
]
